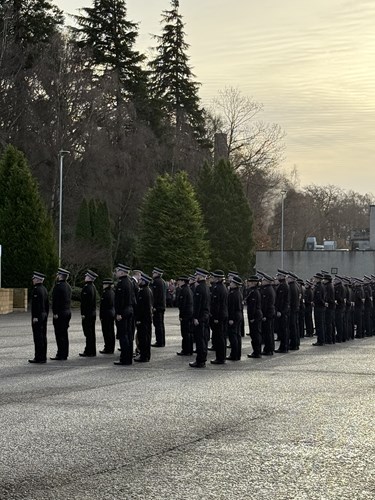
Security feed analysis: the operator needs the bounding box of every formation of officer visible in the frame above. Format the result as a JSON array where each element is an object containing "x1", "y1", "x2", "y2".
[
  {"x1": 28, "y1": 271, "x2": 49, "y2": 364},
  {"x1": 28, "y1": 264, "x2": 375, "y2": 367}
]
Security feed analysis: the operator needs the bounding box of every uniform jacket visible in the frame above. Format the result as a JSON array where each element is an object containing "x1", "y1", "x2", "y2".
[
  {"x1": 193, "y1": 280, "x2": 210, "y2": 322},
  {"x1": 275, "y1": 281, "x2": 290, "y2": 315},
  {"x1": 100, "y1": 287, "x2": 115, "y2": 320},
  {"x1": 52, "y1": 280, "x2": 72, "y2": 315},
  {"x1": 228, "y1": 287, "x2": 242, "y2": 323},
  {"x1": 115, "y1": 276, "x2": 134, "y2": 317},
  {"x1": 152, "y1": 276, "x2": 166, "y2": 310},
  {"x1": 81, "y1": 282, "x2": 97, "y2": 317},
  {"x1": 334, "y1": 283, "x2": 345, "y2": 310},
  {"x1": 324, "y1": 282, "x2": 336, "y2": 310},
  {"x1": 178, "y1": 284, "x2": 193, "y2": 320},
  {"x1": 313, "y1": 282, "x2": 326, "y2": 308},
  {"x1": 210, "y1": 281, "x2": 228, "y2": 322},
  {"x1": 246, "y1": 287, "x2": 263, "y2": 321},
  {"x1": 31, "y1": 283, "x2": 49, "y2": 320},
  {"x1": 289, "y1": 281, "x2": 300, "y2": 312},
  {"x1": 261, "y1": 284, "x2": 276, "y2": 319},
  {"x1": 135, "y1": 285, "x2": 153, "y2": 323}
]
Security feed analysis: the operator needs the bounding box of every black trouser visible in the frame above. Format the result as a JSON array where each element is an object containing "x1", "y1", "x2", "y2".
[
  {"x1": 262, "y1": 317, "x2": 275, "y2": 353},
  {"x1": 101, "y1": 316, "x2": 115, "y2": 353},
  {"x1": 228, "y1": 320, "x2": 241, "y2": 360},
  {"x1": 305, "y1": 306, "x2": 314, "y2": 336},
  {"x1": 299, "y1": 308, "x2": 305, "y2": 338},
  {"x1": 116, "y1": 315, "x2": 134, "y2": 364},
  {"x1": 211, "y1": 320, "x2": 227, "y2": 362},
  {"x1": 82, "y1": 315, "x2": 96, "y2": 355},
  {"x1": 180, "y1": 318, "x2": 193, "y2": 354},
  {"x1": 248, "y1": 317, "x2": 262, "y2": 355},
  {"x1": 277, "y1": 313, "x2": 289, "y2": 352},
  {"x1": 240, "y1": 313, "x2": 245, "y2": 337},
  {"x1": 194, "y1": 320, "x2": 209, "y2": 364},
  {"x1": 137, "y1": 320, "x2": 152, "y2": 360},
  {"x1": 335, "y1": 309, "x2": 344, "y2": 342},
  {"x1": 325, "y1": 309, "x2": 335, "y2": 343},
  {"x1": 53, "y1": 312, "x2": 71, "y2": 359},
  {"x1": 354, "y1": 307, "x2": 364, "y2": 338},
  {"x1": 289, "y1": 310, "x2": 299, "y2": 349},
  {"x1": 364, "y1": 307, "x2": 372, "y2": 336},
  {"x1": 314, "y1": 307, "x2": 325, "y2": 344},
  {"x1": 153, "y1": 309, "x2": 165, "y2": 346},
  {"x1": 32, "y1": 316, "x2": 47, "y2": 361}
]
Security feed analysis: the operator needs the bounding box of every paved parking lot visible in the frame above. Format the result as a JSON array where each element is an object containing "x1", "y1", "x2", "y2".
[{"x1": 0, "y1": 309, "x2": 374, "y2": 499}]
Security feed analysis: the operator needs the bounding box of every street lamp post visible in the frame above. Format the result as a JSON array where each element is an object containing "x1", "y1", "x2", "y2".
[
  {"x1": 281, "y1": 190, "x2": 287, "y2": 269},
  {"x1": 58, "y1": 150, "x2": 69, "y2": 266}
]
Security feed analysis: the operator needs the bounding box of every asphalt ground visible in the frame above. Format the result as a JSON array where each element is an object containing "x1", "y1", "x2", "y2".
[{"x1": 0, "y1": 309, "x2": 374, "y2": 500}]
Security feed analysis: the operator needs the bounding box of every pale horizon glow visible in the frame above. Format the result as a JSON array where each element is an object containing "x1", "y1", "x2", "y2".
[{"x1": 55, "y1": 0, "x2": 375, "y2": 195}]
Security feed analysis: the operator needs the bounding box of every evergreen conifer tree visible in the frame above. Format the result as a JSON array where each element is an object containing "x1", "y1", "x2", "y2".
[
  {"x1": 137, "y1": 171, "x2": 210, "y2": 277},
  {"x1": 74, "y1": 0, "x2": 147, "y2": 101},
  {"x1": 149, "y1": 0, "x2": 206, "y2": 141},
  {"x1": 196, "y1": 159, "x2": 254, "y2": 275},
  {"x1": 0, "y1": 145, "x2": 58, "y2": 287}
]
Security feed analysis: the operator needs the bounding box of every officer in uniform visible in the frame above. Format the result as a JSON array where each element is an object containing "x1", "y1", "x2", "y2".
[
  {"x1": 176, "y1": 275, "x2": 194, "y2": 356},
  {"x1": 246, "y1": 275, "x2": 263, "y2": 358},
  {"x1": 99, "y1": 279, "x2": 115, "y2": 354},
  {"x1": 210, "y1": 270, "x2": 228, "y2": 365},
  {"x1": 79, "y1": 270, "x2": 98, "y2": 357},
  {"x1": 114, "y1": 264, "x2": 134, "y2": 365},
  {"x1": 334, "y1": 275, "x2": 345, "y2": 342},
  {"x1": 189, "y1": 268, "x2": 210, "y2": 368},
  {"x1": 287, "y1": 272, "x2": 300, "y2": 351},
  {"x1": 226, "y1": 275, "x2": 243, "y2": 361},
  {"x1": 29, "y1": 271, "x2": 49, "y2": 364},
  {"x1": 274, "y1": 270, "x2": 290, "y2": 353},
  {"x1": 353, "y1": 278, "x2": 365, "y2": 338},
  {"x1": 363, "y1": 275, "x2": 373, "y2": 337},
  {"x1": 151, "y1": 267, "x2": 167, "y2": 347},
  {"x1": 304, "y1": 280, "x2": 314, "y2": 337},
  {"x1": 323, "y1": 274, "x2": 335, "y2": 344},
  {"x1": 134, "y1": 272, "x2": 153, "y2": 362},
  {"x1": 312, "y1": 272, "x2": 326, "y2": 346},
  {"x1": 51, "y1": 268, "x2": 72, "y2": 361},
  {"x1": 259, "y1": 272, "x2": 276, "y2": 355}
]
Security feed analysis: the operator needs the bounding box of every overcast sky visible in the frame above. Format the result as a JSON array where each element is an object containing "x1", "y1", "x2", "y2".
[{"x1": 55, "y1": 0, "x2": 375, "y2": 194}]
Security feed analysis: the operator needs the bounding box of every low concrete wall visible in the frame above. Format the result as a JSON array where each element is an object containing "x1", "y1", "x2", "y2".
[
  {"x1": 256, "y1": 250, "x2": 375, "y2": 280},
  {"x1": 0, "y1": 289, "x2": 13, "y2": 314},
  {"x1": 13, "y1": 288, "x2": 28, "y2": 311}
]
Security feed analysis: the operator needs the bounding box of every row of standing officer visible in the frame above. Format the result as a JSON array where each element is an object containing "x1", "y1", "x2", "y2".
[{"x1": 28, "y1": 265, "x2": 167, "y2": 364}]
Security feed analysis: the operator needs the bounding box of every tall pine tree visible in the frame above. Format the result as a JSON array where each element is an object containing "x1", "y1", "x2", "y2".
[
  {"x1": 0, "y1": 145, "x2": 58, "y2": 287},
  {"x1": 149, "y1": 0, "x2": 206, "y2": 142},
  {"x1": 137, "y1": 171, "x2": 210, "y2": 277},
  {"x1": 196, "y1": 159, "x2": 254, "y2": 275},
  {"x1": 73, "y1": 0, "x2": 147, "y2": 102}
]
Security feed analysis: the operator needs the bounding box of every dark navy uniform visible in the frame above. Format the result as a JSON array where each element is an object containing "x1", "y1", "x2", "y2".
[
  {"x1": 115, "y1": 275, "x2": 134, "y2": 364},
  {"x1": 52, "y1": 279, "x2": 72, "y2": 359},
  {"x1": 324, "y1": 278, "x2": 336, "y2": 344},
  {"x1": 135, "y1": 281, "x2": 153, "y2": 362},
  {"x1": 81, "y1": 281, "x2": 97, "y2": 356},
  {"x1": 261, "y1": 282, "x2": 276, "y2": 355},
  {"x1": 288, "y1": 280, "x2": 300, "y2": 350},
  {"x1": 275, "y1": 280, "x2": 290, "y2": 353},
  {"x1": 304, "y1": 285, "x2": 314, "y2": 337},
  {"x1": 152, "y1": 275, "x2": 167, "y2": 347},
  {"x1": 210, "y1": 280, "x2": 228, "y2": 363},
  {"x1": 313, "y1": 279, "x2": 326, "y2": 345},
  {"x1": 100, "y1": 285, "x2": 115, "y2": 353},
  {"x1": 246, "y1": 284, "x2": 263, "y2": 357},
  {"x1": 354, "y1": 283, "x2": 365, "y2": 338},
  {"x1": 177, "y1": 282, "x2": 194, "y2": 355},
  {"x1": 192, "y1": 278, "x2": 210, "y2": 366},
  {"x1": 31, "y1": 282, "x2": 49, "y2": 362},
  {"x1": 334, "y1": 280, "x2": 345, "y2": 342}
]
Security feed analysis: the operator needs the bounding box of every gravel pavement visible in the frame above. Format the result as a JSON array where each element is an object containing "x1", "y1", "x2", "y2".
[{"x1": 0, "y1": 309, "x2": 374, "y2": 500}]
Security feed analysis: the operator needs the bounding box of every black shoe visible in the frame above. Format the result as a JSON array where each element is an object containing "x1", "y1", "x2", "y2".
[
  {"x1": 207, "y1": 346, "x2": 215, "y2": 351},
  {"x1": 79, "y1": 352, "x2": 96, "y2": 357},
  {"x1": 176, "y1": 351, "x2": 191, "y2": 356},
  {"x1": 312, "y1": 342, "x2": 324, "y2": 346},
  {"x1": 225, "y1": 356, "x2": 236, "y2": 361},
  {"x1": 274, "y1": 349, "x2": 288, "y2": 353},
  {"x1": 261, "y1": 351, "x2": 273, "y2": 356},
  {"x1": 289, "y1": 346, "x2": 299, "y2": 351},
  {"x1": 151, "y1": 343, "x2": 163, "y2": 348},
  {"x1": 114, "y1": 361, "x2": 132, "y2": 365},
  {"x1": 50, "y1": 356, "x2": 67, "y2": 360},
  {"x1": 28, "y1": 359, "x2": 46, "y2": 364},
  {"x1": 189, "y1": 361, "x2": 206, "y2": 368},
  {"x1": 99, "y1": 350, "x2": 113, "y2": 354},
  {"x1": 247, "y1": 352, "x2": 262, "y2": 358},
  {"x1": 134, "y1": 356, "x2": 149, "y2": 363},
  {"x1": 210, "y1": 359, "x2": 225, "y2": 365},
  {"x1": 117, "y1": 348, "x2": 121, "y2": 351}
]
